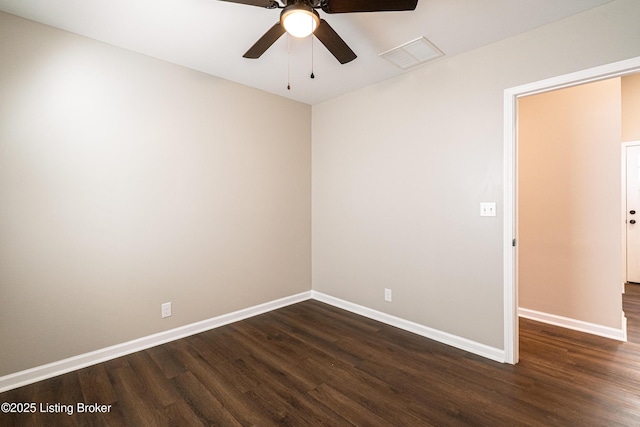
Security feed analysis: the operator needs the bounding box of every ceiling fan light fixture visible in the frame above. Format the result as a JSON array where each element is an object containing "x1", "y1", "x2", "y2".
[{"x1": 281, "y1": 3, "x2": 319, "y2": 38}]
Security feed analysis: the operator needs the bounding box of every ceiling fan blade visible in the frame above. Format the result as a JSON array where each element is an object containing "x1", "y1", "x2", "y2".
[
  {"x1": 321, "y1": 0, "x2": 418, "y2": 14},
  {"x1": 314, "y1": 19, "x2": 356, "y2": 64},
  {"x1": 218, "y1": 0, "x2": 279, "y2": 9},
  {"x1": 243, "y1": 23, "x2": 286, "y2": 59}
]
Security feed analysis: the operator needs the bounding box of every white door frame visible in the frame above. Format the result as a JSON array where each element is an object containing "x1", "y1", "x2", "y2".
[{"x1": 503, "y1": 56, "x2": 640, "y2": 364}]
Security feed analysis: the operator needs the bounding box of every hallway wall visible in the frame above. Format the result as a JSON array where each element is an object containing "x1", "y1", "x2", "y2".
[{"x1": 518, "y1": 79, "x2": 622, "y2": 328}]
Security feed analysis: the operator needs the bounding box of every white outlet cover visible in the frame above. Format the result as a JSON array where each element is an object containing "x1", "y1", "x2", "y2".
[
  {"x1": 480, "y1": 202, "x2": 497, "y2": 217},
  {"x1": 161, "y1": 302, "x2": 172, "y2": 318}
]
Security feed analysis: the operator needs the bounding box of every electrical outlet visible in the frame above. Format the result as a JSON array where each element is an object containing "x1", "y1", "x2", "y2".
[
  {"x1": 161, "y1": 302, "x2": 172, "y2": 318},
  {"x1": 384, "y1": 288, "x2": 392, "y2": 302}
]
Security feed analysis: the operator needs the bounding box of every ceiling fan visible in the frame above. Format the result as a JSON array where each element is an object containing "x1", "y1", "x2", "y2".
[{"x1": 219, "y1": 0, "x2": 419, "y2": 64}]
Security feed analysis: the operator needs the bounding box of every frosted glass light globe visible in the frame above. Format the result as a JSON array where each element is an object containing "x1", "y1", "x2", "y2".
[{"x1": 281, "y1": 7, "x2": 319, "y2": 38}]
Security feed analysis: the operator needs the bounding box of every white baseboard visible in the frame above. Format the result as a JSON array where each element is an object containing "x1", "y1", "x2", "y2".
[
  {"x1": 0, "y1": 291, "x2": 312, "y2": 393},
  {"x1": 312, "y1": 291, "x2": 506, "y2": 363},
  {"x1": 518, "y1": 307, "x2": 627, "y2": 342},
  {"x1": 1, "y1": 290, "x2": 509, "y2": 393}
]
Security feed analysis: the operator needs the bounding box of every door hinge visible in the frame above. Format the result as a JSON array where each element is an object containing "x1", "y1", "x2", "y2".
[{"x1": 512, "y1": 239, "x2": 516, "y2": 247}]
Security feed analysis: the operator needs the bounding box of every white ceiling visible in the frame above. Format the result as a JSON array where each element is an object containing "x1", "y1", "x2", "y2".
[{"x1": 0, "y1": 0, "x2": 613, "y2": 105}]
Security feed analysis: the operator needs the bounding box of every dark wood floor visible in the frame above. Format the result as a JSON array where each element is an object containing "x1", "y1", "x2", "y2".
[
  {"x1": 625, "y1": 282, "x2": 640, "y2": 344},
  {"x1": 2, "y1": 290, "x2": 640, "y2": 426}
]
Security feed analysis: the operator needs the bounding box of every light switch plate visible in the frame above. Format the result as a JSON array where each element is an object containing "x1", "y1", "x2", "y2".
[{"x1": 480, "y1": 202, "x2": 496, "y2": 217}]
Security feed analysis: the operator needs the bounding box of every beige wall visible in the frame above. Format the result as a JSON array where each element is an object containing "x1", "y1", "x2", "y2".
[
  {"x1": 517, "y1": 79, "x2": 622, "y2": 328},
  {"x1": 2, "y1": 0, "x2": 640, "y2": 377},
  {"x1": 312, "y1": 0, "x2": 640, "y2": 348},
  {"x1": 623, "y1": 73, "x2": 640, "y2": 141},
  {"x1": 0, "y1": 12, "x2": 311, "y2": 376}
]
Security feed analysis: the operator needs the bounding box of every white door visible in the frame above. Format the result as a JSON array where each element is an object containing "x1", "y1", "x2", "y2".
[{"x1": 627, "y1": 145, "x2": 640, "y2": 282}]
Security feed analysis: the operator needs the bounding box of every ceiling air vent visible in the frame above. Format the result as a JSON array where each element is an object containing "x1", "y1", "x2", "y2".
[{"x1": 379, "y1": 36, "x2": 443, "y2": 69}]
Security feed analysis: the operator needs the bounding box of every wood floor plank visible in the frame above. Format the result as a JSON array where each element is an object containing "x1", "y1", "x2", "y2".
[
  {"x1": 171, "y1": 371, "x2": 242, "y2": 427},
  {"x1": 125, "y1": 351, "x2": 181, "y2": 408},
  {"x1": 162, "y1": 400, "x2": 206, "y2": 427},
  {"x1": 307, "y1": 383, "x2": 390, "y2": 427},
  {"x1": 106, "y1": 365, "x2": 167, "y2": 426},
  {"x1": 625, "y1": 283, "x2": 640, "y2": 343},
  {"x1": 269, "y1": 313, "x2": 367, "y2": 367},
  {"x1": 2, "y1": 296, "x2": 640, "y2": 426},
  {"x1": 302, "y1": 356, "x2": 437, "y2": 426},
  {"x1": 185, "y1": 334, "x2": 259, "y2": 393},
  {"x1": 145, "y1": 341, "x2": 188, "y2": 380},
  {"x1": 77, "y1": 364, "x2": 117, "y2": 406},
  {"x1": 169, "y1": 340, "x2": 263, "y2": 426},
  {"x1": 243, "y1": 377, "x2": 350, "y2": 427}
]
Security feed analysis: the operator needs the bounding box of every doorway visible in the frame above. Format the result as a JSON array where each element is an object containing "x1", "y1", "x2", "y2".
[
  {"x1": 624, "y1": 143, "x2": 640, "y2": 284},
  {"x1": 503, "y1": 56, "x2": 640, "y2": 364}
]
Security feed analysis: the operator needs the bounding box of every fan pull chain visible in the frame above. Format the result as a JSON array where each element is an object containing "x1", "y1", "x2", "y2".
[
  {"x1": 287, "y1": 35, "x2": 291, "y2": 90},
  {"x1": 310, "y1": 36, "x2": 315, "y2": 79}
]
